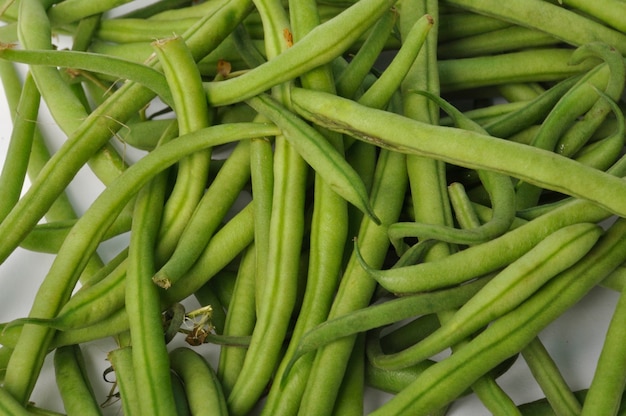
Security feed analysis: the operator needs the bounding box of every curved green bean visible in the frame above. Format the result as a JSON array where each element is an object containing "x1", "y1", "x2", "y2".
[
  {"x1": 0, "y1": 46, "x2": 173, "y2": 105},
  {"x1": 169, "y1": 347, "x2": 228, "y2": 416},
  {"x1": 368, "y1": 217, "x2": 626, "y2": 415},
  {"x1": 53, "y1": 345, "x2": 103, "y2": 416},
  {"x1": 203, "y1": 0, "x2": 399, "y2": 105},
  {"x1": 367, "y1": 223, "x2": 602, "y2": 369},
  {"x1": 290, "y1": 87, "x2": 626, "y2": 221}
]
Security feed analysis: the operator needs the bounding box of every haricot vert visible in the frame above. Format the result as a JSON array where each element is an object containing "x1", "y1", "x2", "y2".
[{"x1": 3, "y1": 1, "x2": 626, "y2": 415}]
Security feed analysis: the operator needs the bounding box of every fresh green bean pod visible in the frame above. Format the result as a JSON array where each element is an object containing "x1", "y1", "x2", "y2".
[
  {"x1": 53, "y1": 345, "x2": 103, "y2": 416},
  {"x1": 290, "y1": 87, "x2": 626, "y2": 222},
  {"x1": 438, "y1": 49, "x2": 596, "y2": 92},
  {"x1": 203, "y1": 0, "x2": 399, "y2": 105},
  {"x1": 153, "y1": 138, "x2": 251, "y2": 289},
  {"x1": 369, "y1": 217, "x2": 626, "y2": 415},
  {"x1": 438, "y1": 25, "x2": 560, "y2": 59},
  {"x1": 151, "y1": 35, "x2": 213, "y2": 260},
  {"x1": 48, "y1": 0, "x2": 132, "y2": 26},
  {"x1": 217, "y1": 244, "x2": 256, "y2": 395},
  {"x1": 125, "y1": 172, "x2": 177, "y2": 415},
  {"x1": 0, "y1": 46, "x2": 173, "y2": 106},
  {"x1": 520, "y1": 337, "x2": 582, "y2": 416},
  {"x1": 580, "y1": 282, "x2": 626, "y2": 415},
  {"x1": 298, "y1": 147, "x2": 408, "y2": 415},
  {"x1": 0, "y1": 72, "x2": 38, "y2": 223},
  {"x1": 246, "y1": 94, "x2": 378, "y2": 224},
  {"x1": 334, "y1": 8, "x2": 397, "y2": 99},
  {"x1": 169, "y1": 347, "x2": 228, "y2": 416},
  {"x1": 368, "y1": 222, "x2": 602, "y2": 369},
  {"x1": 107, "y1": 347, "x2": 140, "y2": 416},
  {"x1": 283, "y1": 274, "x2": 491, "y2": 379},
  {"x1": 0, "y1": 386, "x2": 31, "y2": 416},
  {"x1": 443, "y1": 0, "x2": 626, "y2": 54},
  {"x1": 438, "y1": 12, "x2": 510, "y2": 42}
]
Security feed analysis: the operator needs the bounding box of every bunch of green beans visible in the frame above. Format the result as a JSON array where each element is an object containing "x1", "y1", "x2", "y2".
[{"x1": 2, "y1": 0, "x2": 626, "y2": 415}]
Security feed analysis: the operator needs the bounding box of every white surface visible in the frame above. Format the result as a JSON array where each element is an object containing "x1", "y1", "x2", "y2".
[{"x1": 0, "y1": 2, "x2": 623, "y2": 414}]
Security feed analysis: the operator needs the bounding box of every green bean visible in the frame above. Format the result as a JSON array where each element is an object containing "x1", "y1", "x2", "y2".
[
  {"x1": 203, "y1": 0, "x2": 398, "y2": 106},
  {"x1": 368, "y1": 222, "x2": 601, "y2": 369},
  {"x1": 580, "y1": 283, "x2": 626, "y2": 415},
  {"x1": 368, "y1": 217, "x2": 626, "y2": 416},
  {"x1": 0, "y1": 46, "x2": 173, "y2": 106},
  {"x1": 2, "y1": 121, "x2": 276, "y2": 404},
  {"x1": 53, "y1": 345, "x2": 103, "y2": 416},
  {"x1": 170, "y1": 370, "x2": 192, "y2": 416},
  {"x1": 0, "y1": 72, "x2": 39, "y2": 223},
  {"x1": 438, "y1": 12, "x2": 511, "y2": 42},
  {"x1": 443, "y1": 0, "x2": 626, "y2": 54},
  {"x1": 438, "y1": 49, "x2": 596, "y2": 92},
  {"x1": 163, "y1": 303, "x2": 186, "y2": 344},
  {"x1": 497, "y1": 83, "x2": 544, "y2": 102},
  {"x1": 559, "y1": 0, "x2": 626, "y2": 33},
  {"x1": 0, "y1": 386, "x2": 31, "y2": 416},
  {"x1": 125, "y1": 171, "x2": 177, "y2": 415},
  {"x1": 16, "y1": 0, "x2": 88, "y2": 135},
  {"x1": 153, "y1": 139, "x2": 251, "y2": 289},
  {"x1": 387, "y1": 90, "x2": 516, "y2": 249},
  {"x1": 95, "y1": 16, "x2": 200, "y2": 43},
  {"x1": 334, "y1": 8, "x2": 397, "y2": 99},
  {"x1": 298, "y1": 148, "x2": 408, "y2": 415},
  {"x1": 358, "y1": 14, "x2": 434, "y2": 107},
  {"x1": 106, "y1": 346, "x2": 140, "y2": 416},
  {"x1": 438, "y1": 25, "x2": 559, "y2": 59},
  {"x1": 484, "y1": 75, "x2": 582, "y2": 139},
  {"x1": 246, "y1": 93, "x2": 378, "y2": 224},
  {"x1": 169, "y1": 347, "x2": 228, "y2": 415},
  {"x1": 217, "y1": 244, "x2": 256, "y2": 395},
  {"x1": 283, "y1": 274, "x2": 491, "y2": 379},
  {"x1": 0, "y1": 0, "x2": 253, "y2": 266},
  {"x1": 151, "y1": 35, "x2": 213, "y2": 260},
  {"x1": 332, "y1": 333, "x2": 365, "y2": 416},
  {"x1": 47, "y1": 0, "x2": 133, "y2": 26},
  {"x1": 556, "y1": 43, "x2": 626, "y2": 158},
  {"x1": 290, "y1": 87, "x2": 626, "y2": 221},
  {"x1": 117, "y1": 0, "x2": 192, "y2": 19},
  {"x1": 520, "y1": 337, "x2": 582, "y2": 416}
]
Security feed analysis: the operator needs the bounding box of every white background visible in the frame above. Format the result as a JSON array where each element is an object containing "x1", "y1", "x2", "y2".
[{"x1": 0, "y1": 1, "x2": 622, "y2": 414}]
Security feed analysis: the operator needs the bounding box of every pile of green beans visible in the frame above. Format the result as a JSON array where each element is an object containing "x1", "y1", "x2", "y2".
[{"x1": 2, "y1": 0, "x2": 626, "y2": 414}]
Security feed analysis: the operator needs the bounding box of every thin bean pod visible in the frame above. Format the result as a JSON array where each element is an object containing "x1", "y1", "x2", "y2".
[
  {"x1": 0, "y1": 46, "x2": 173, "y2": 105},
  {"x1": 153, "y1": 138, "x2": 251, "y2": 289},
  {"x1": 369, "y1": 217, "x2": 626, "y2": 415},
  {"x1": 169, "y1": 347, "x2": 228, "y2": 416},
  {"x1": 443, "y1": 0, "x2": 626, "y2": 54},
  {"x1": 53, "y1": 345, "x2": 103, "y2": 416},
  {"x1": 520, "y1": 337, "x2": 582, "y2": 416},
  {"x1": 125, "y1": 171, "x2": 177, "y2": 415},
  {"x1": 203, "y1": 0, "x2": 399, "y2": 105},
  {"x1": 366, "y1": 223, "x2": 602, "y2": 369},
  {"x1": 0, "y1": 71, "x2": 38, "y2": 224},
  {"x1": 580, "y1": 282, "x2": 626, "y2": 415},
  {"x1": 106, "y1": 347, "x2": 140, "y2": 416},
  {"x1": 290, "y1": 87, "x2": 626, "y2": 222},
  {"x1": 246, "y1": 93, "x2": 378, "y2": 224},
  {"x1": 151, "y1": 35, "x2": 213, "y2": 259},
  {"x1": 283, "y1": 274, "x2": 492, "y2": 379}
]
